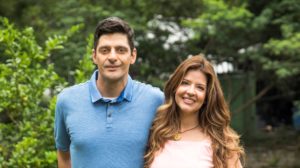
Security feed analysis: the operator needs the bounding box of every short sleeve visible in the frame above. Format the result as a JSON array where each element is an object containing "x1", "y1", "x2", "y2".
[
  {"x1": 158, "y1": 90, "x2": 164, "y2": 105},
  {"x1": 54, "y1": 94, "x2": 71, "y2": 151},
  {"x1": 154, "y1": 88, "x2": 165, "y2": 106}
]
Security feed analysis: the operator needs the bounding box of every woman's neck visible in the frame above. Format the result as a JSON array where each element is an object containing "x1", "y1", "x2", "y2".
[{"x1": 180, "y1": 113, "x2": 199, "y2": 131}]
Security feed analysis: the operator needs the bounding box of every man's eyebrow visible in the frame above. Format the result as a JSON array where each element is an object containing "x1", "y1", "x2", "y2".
[
  {"x1": 115, "y1": 45, "x2": 129, "y2": 48},
  {"x1": 98, "y1": 46, "x2": 110, "y2": 48}
]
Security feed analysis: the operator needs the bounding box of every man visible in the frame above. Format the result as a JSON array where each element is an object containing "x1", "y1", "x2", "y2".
[{"x1": 54, "y1": 17, "x2": 164, "y2": 168}]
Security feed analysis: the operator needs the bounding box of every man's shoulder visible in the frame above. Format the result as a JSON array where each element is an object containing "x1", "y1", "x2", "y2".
[
  {"x1": 132, "y1": 80, "x2": 163, "y2": 98},
  {"x1": 57, "y1": 81, "x2": 89, "y2": 100}
]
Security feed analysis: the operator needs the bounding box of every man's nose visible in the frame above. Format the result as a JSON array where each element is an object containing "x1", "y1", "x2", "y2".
[{"x1": 108, "y1": 49, "x2": 117, "y2": 61}]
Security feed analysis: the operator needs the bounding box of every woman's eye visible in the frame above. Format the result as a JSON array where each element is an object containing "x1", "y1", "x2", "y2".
[
  {"x1": 197, "y1": 86, "x2": 205, "y2": 91},
  {"x1": 181, "y1": 81, "x2": 189, "y2": 85}
]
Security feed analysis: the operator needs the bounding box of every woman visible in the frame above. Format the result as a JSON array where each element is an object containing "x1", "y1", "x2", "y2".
[{"x1": 144, "y1": 55, "x2": 244, "y2": 168}]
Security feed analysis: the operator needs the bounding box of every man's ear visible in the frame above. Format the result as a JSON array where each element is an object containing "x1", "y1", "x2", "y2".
[
  {"x1": 130, "y1": 48, "x2": 137, "y2": 64},
  {"x1": 92, "y1": 49, "x2": 97, "y2": 64}
]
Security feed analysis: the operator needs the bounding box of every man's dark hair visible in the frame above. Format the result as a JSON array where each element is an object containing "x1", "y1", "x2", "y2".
[{"x1": 93, "y1": 17, "x2": 135, "y2": 52}]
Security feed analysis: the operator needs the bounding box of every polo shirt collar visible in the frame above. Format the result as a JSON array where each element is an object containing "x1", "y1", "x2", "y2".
[{"x1": 89, "y1": 70, "x2": 133, "y2": 103}]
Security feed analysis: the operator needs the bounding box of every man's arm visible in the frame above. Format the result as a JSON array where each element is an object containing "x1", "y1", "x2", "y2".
[{"x1": 57, "y1": 150, "x2": 71, "y2": 168}]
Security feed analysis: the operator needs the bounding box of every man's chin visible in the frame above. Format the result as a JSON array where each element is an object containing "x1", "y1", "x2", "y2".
[{"x1": 103, "y1": 74, "x2": 126, "y2": 82}]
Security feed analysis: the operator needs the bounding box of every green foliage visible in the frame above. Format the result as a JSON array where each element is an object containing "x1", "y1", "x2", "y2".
[
  {"x1": 182, "y1": 0, "x2": 253, "y2": 58},
  {"x1": 75, "y1": 34, "x2": 95, "y2": 83},
  {"x1": 264, "y1": 32, "x2": 300, "y2": 56},
  {"x1": 263, "y1": 32, "x2": 300, "y2": 78},
  {"x1": 183, "y1": 0, "x2": 300, "y2": 85},
  {"x1": 0, "y1": 18, "x2": 78, "y2": 167}
]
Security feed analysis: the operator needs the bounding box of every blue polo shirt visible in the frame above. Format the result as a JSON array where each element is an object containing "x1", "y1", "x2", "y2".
[{"x1": 54, "y1": 70, "x2": 164, "y2": 168}]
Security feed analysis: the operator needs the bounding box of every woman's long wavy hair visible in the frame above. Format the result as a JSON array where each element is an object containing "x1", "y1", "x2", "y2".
[{"x1": 144, "y1": 54, "x2": 244, "y2": 168}]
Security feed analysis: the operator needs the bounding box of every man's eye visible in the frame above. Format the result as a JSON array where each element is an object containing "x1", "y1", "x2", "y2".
[
  {"x1": 100, "y1": 48, "x2": 109, "y2": 54},
  {"x1": 117, "y1": 47, "x2": 127, "y2": 53}
]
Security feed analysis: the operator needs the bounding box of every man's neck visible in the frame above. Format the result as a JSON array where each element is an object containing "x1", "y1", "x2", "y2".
[{"x1": 96, "y1": 76, "x2": 128, "y2": 98}]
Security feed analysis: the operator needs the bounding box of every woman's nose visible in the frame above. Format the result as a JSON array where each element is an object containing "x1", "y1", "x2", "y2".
[{"x1": 186, "y1": 85, "x2": 195, "y2": 95}]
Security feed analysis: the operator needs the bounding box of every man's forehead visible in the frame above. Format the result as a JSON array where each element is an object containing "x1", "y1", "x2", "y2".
[{"x1": 97, "y1": 33, "x2": 129, "y2": 47}]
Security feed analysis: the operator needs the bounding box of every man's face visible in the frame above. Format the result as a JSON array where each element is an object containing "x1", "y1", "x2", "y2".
[{"x1": 92, "y1": 33, "x2": 136, "y2": 83}]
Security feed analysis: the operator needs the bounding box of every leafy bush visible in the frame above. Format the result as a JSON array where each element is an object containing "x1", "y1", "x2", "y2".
[{"x1": 0, "y1": 17, "x2": 80, "y2": 167}]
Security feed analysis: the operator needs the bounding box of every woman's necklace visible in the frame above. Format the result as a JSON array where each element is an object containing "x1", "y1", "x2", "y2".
[{"x1": 173, "y1": 125, "x2": 199, "y2": 141}]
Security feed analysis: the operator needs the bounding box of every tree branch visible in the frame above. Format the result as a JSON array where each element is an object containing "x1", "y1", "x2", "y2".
[{"x1": 234, "y1": 83, "x2": 274, "y2": 114}]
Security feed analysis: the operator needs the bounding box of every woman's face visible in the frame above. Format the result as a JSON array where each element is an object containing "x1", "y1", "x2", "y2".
[{"x1": 175, "y1": 69, "x2": 207, "y2": 116}]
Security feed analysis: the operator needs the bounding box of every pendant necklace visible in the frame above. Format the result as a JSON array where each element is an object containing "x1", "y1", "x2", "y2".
[{"x1": 173, "y1": 125, "x2": 199, "y2": 141}]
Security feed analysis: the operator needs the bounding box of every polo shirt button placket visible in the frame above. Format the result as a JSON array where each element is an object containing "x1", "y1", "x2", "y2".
[{"x1": 106, "y1": 103, "x2": 113, "y2": 129}]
